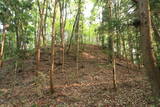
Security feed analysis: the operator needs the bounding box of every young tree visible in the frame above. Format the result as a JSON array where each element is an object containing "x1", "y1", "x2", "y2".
[
  {"x1": 42, "y1": 0, "x2": 49, "y2": 47},
  {"x1": 59, "y1": 0, "x2": 68, "y2": 72},
  {"x1": 108, "y1": 0, "x2": 117, "y2": 90},
  {"x1": 74, "y1": 0, "x2": 82, "y2": 72},
  {"x1": 36, "y1": 0, "x2": 46, "y2": 70},
  {"x1": 50, "y1": 0, "x2": 58, "y2": 93},
  {"x1": 67, "y1": 0, "x2": 82, "y2": 53}
]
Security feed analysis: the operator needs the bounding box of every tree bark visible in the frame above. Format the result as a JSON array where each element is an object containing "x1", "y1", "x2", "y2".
[
  {"x1": 42, "y1": 0, "x2": 49, "y2": 47},
  {"x1": 138, "y1": 0, "x2": 160, "y2": 103},
  {"x1": 50, "y1": 0, "x2": 57, "y2": 93},
  {"x1": 15, "y1": 20, "x2": 21, "y2": 51},
  {"x1": 36, "y1": 0, "x2": 46, "y2": 70},
  {"x1": 75, "y1": 0, "x2": 82, "y2": 72},
  {"x1": 0, "y1": 25, "x2": 6, "y2": 68},
  {"x1": 108, "y1": 0, "x2": 117, "y2": 90},
  {"x1": 59, "y1": 0, "x2": 65, "y2": 72}
]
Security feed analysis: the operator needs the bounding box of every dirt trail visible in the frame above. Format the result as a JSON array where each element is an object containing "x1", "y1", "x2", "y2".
[{"x1": 0, "y1": 45, "x2": 152, "y2": 106}]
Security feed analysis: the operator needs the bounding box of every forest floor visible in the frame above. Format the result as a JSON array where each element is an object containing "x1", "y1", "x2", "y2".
[{"x1": 0, "y1": 44, "x2": 153, "y2": 106}]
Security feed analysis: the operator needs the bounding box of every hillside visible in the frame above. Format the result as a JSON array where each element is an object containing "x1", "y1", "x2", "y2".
[{"x1": 0, "y1": 45, "x2": 153, "y2": 106}]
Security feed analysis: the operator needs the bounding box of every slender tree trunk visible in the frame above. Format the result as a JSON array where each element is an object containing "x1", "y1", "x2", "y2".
[
  {"x1": 128, "y1": 33, "x2": 134, "y2": 63},
  {"x1": 107, "y1": 1, "x2": 112, "y2": 62},
  {"x1": 123, "y1": 37, "x2": 130, "y2": 72},
  {"x1": 0, "y1": 25, "x2": 6, "y2": 68},
  {"x1": 80, "y1": 19, "x2": 84, "y2": 49},
  {"x1": 108, "y1": 0, "x2": 117, "y2": 90},
  {"x1": 122, "y1": 36, "x2": 125, "y2": 59},
  {"x1": 59, "y1": 0, "x2": 65, "y2": 72},
  {"x1": 15, "y1": 20, "x2": 21, "y2": 51},
  {"x1": 76, "y1": 30, "x2": 79, "y2": 73},
  {"x1": 116, "y1": 34, "x2": 121, "y2": 57},
  {"x1": 35, "y1": 12, "x2": 38, "y2": 50},
  {"x1": 138, "y1": 0, "x2": 160, "y2": 104},
  {"x1": 43, "y1": 0, "x2": 49, "y2": 47},
  {"x1": 50, "y1": 0, "x2": 57, "y2": 93},
  {"x1": 36, "y1": 0, "x2": 46, "y2": 70},
  {"x1": 119, "y1": 34, "x2": 123, "y2": 60},
  {"x1": 75, "y1": 17, "x2": 79, "y2": 72},
  {"x1": 67, "y1": 5, "x2": 81, "y2": 53},
  {"x1": 74, "y1": 0, "x2": 81, "y2": 72},
  {"x1": 115, "y1": 4, "x2": 121, "y2": 58},
  {"x1": 36, "y1": 24, "x2": 41, "y2": 70},
  {"x1": 111, "y1": 36, "x2": 117, "y2": 90}
]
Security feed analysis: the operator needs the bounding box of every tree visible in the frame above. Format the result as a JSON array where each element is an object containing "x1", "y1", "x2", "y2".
[
  {"x1": 50, "y1": 0, "x2": 58, "y2": 93},
  {"x1": 0, "y1": 24, "x2": 8, "y2": 67},
  {"x1": 108, "y1": 0, "x2": 117, "y2": 90},
  {"x1": 75, "y1": 0, "x2": 82, "y2": 72},
  {"x1": 36, "y1": 0, "x2": 46, "y2": 70},
  {"x1": 67, "y1": 0, "x2": 82, "y2": 53},
  {"x1": 59, "y1": 0, "x2": 69, "y2": 72},
  {"x1": 138, "y1": 0, "x2": 160, "y2": 104}
]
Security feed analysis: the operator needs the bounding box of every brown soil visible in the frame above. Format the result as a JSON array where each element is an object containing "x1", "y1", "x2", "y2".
[{"x1": 0, "y1": 45, "x2": 153, "y2": 106}]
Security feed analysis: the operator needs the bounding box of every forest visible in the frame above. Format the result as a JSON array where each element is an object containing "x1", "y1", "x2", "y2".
[{"x1": 0, "y1": 0, "x2": 160, "y2": 106}]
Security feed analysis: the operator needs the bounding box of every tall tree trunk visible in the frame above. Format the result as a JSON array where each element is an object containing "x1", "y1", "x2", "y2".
[
  {"x1": 36, "y1": 23, "x2": 41, "y2": 70},
  {"x1": 67, "y1": 3, "x2": 81, "y2": 53},
  {"x1": 42, "y1": 0, "x2": 49, "y2": 47},
  {"x1": 59, "y1": 0, "x2": 65, "y2": 72},
  {"x1": 50, "y1": 0, "x2": 57, "y2": 93},
  {"x1": 75, "y1": 0, "x2": 81, "y2": 72},
  {"x1": 138, "y1": 0, "x2": 160, "y2": 104},
  {"x1": 108, "y1": 0, "x2": 117, "y2": 90},
  {"x1": 76, "y1": 27, "x2": 80, "y2": 73},
  {"x1": 36, "y1": 0, "x2": 46, "y2": 70}
]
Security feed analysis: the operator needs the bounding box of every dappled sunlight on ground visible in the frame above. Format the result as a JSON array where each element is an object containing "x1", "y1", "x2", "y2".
[{"x1": 82, "y1": 52, "x2": 95, "y2": 59}]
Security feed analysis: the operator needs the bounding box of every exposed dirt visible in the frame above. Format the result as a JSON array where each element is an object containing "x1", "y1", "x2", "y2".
[{"x1": 0, "y1": 45, "x2": 153, "y2": 106}]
